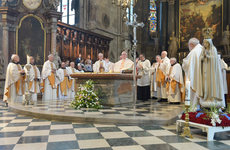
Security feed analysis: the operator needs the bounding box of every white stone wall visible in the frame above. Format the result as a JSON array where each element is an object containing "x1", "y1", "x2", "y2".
[{"x1": 78, "y1": 0, "x2": 130, "y2": 62}]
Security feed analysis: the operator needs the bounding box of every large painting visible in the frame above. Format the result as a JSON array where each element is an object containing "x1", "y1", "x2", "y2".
[
  {"x1": 17, "y1": 15, "x2": 45, "y2": 66},
  {"x1": 179, "y1": 0, "x2": 222, "y2": 49}
]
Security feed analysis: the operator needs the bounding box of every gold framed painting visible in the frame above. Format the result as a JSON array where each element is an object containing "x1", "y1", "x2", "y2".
[
  {"x1": 16, "y1": 14, "x2": 46, "y2": 66},
  {"x1": 179, "y1": 0, "x2": 223, "y2": 49}
]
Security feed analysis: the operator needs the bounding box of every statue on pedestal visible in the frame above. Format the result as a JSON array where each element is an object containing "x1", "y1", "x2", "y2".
[
  {"x1": 53, "y1": 51, "x2": 61, "y2": 69},
  {"x1": 168, "y1": 32, "x2": 179, "y2": 58},
  {"x1": 221, "y1": 25, "x2": 230, "y2": 55}
]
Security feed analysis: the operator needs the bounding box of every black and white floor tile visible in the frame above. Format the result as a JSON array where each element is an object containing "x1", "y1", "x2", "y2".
[{"x1": 1, "y1": 102, "x2": 230, "y2": 150}]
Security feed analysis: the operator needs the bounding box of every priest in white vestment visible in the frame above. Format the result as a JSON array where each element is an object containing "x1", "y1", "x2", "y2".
[
  {"x1": 150, "y1": 55, "x2": 161, "y2": 99},
  {"x1": 57, "y1": 62, "x2": 70, "y2": 100},
  {"x1": 182, "y1": 38, "x2": 203, "y2": 110},
  {"x1": 3, "y1": 54, "x2": 25, "y2": 106},
  {"x1": 67, "y1": 62, "x2": 78, "y2": 99},
  {"x1": 93, "y1": 53, "x2": 109, "y2": 73},
  {"x1": 114, "y1": 51, "x2": 134, "y2": 73},
  {"x1": 197, "y1": 39, "x2": 225, "y2": 108},
  {"x1": 166, "y1": 58, "x2": 184, "y2": 104},
  {"x1": 219, "y1": 55, "x2": 228, "y2": 95},
  {"x1": 137, "y1": 54, "x2": 151, "y2": 101},
  {"x1": 157, "y1": 51, "x2": 170, "y2": 102},
  {"x1": 105, "y1": 58, "x2": 114, "y2": 72},
  {"x1": 41, "y1": 54, "x2": 58, "y2": 101},
  {"x1": 24, "y1": 56, "x2": 40, "y2": 103}
]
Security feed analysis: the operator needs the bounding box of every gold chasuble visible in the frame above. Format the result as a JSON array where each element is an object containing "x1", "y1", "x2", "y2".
[
  {"x1": 48, "y1": 63, "x2": 56, "y2": 89},
  {"x1": 15, "y1": 64, "x2": 25, "y2": 95},
  {"x1": 156, "y1": 64, "x2": 165, "y2": 87},
  {"x1": 60, "y1": 69, "x2": 68, "y2": 96},
  {"x1": 29, "y1": 65, "x2": 38, "y2": 93}
]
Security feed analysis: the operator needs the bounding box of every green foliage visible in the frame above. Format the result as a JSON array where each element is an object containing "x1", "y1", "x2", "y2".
[{"x1": 71, "y1": 80, "x2": 103, "y2": 109}]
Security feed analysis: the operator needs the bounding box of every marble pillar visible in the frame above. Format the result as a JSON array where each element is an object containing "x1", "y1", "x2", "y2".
[
  {"x1": 2, "y1": 25, "x2": 8, "y2": 74},
  {"x1": 167, "y1": 0, "x2": 175, "y2": 39},
  {"x1": 50, "y1": 18, "x2": 58, "y2": 54}
]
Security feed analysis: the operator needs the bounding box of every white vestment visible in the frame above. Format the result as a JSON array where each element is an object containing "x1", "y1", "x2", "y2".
[
  {"x1": 167, "y1": 63, "x2": 184, "y2": 103},
  {"x1": 220, "y1": 58, "x2": 228, "y2": 94},
  {"x1": 67, "y1": 67, "x2": 78, "y2": 99},
  {"x1": 150, "y1": 62, "x2": 158, "y2": 97},
  {"x1": 158, "y1": 57, "x2": 170, "y2": 99},
  {"x1": 41, "y1": 60, "x2": 58, "y2": 101},
  {"x1": 3, "y1": 63, "x2": 25, "y2": 103},
  {"x1": 24, "y1": 64, "x2": 40, "y2": 102},
  {"x1": 105, "y1": 61, "x2": 114, "y2": 72},
  {"x1": 57, "y1": 68, "x2": 70, "y2": 100},
  {"x1": 93, "y1": 60, "x2": 109, "y2": 73},
  {"x1": 137, "y1": 59, "x2": 151, "y2": 86},
  {"x1": 113, "y1": 58, "x2": 134, "y2": 73},
  {"x1": 182, "y1": 44, "x2": 203, "y2": 109}
]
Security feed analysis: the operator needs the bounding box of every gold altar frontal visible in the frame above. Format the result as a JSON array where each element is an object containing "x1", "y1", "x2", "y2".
[{"x1": 70, "y1": 73, "x2": 141, "y2": 106}]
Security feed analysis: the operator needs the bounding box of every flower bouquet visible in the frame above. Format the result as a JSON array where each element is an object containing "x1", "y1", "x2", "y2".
[{"x1": 71, "y1": 80, "x2": 102, "y2": 109}]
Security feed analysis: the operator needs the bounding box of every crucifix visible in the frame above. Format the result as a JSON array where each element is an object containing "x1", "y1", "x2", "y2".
[{"x1": 126, "y1": 13, "x2": 144, "y2": 110}]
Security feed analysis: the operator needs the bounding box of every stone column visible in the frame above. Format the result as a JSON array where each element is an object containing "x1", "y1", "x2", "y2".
[
  {"x1": 46, "y1": 11, "x2": 62, "y2": 55},
  {"x1": 2, "y1": 25, "x2": 8, "y2": 73},
  {"x1": 167, "y1": 0, "x2": 175, "y2": 36},
  {"x1": 50, "y1": 18, "x2": 58, "y2": 54}
]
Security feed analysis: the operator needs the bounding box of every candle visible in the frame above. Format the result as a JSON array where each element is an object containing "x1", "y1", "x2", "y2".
[
  {"x1": 185, "y1": 100, "x2": 190, "y2": 106},
  {"x1": 26, "y1": 55, "x2": 30, "y2": 64}
]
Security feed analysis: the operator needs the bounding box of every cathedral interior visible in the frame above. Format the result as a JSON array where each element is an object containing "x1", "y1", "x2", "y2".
[{"x1": 0, "y1": 0, "x2": 230, "y2": 150}]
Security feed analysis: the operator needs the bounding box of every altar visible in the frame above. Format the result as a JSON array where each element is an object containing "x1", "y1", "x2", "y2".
[{"x1": 70, "y1": 73, "x2": 140, "y2": 106}]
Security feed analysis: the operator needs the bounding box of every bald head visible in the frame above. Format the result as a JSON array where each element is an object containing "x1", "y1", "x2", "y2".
[
  {"x1": 48, "y1": 54, "x2": 54, "y2": 62},
  {"x1": 155, "y1": 55, "x2": 161, "y2": 62},
  {"x1": 188, "y1": 38, "x2": 200, "y2": 51},
  {"x1": 98, "y1": 53, "x2": 104, "y2": 61},
  {"x1": 170, "y1": 57, "x2": 177, "y2": 65},
  {"x1": 121, "y1": 51, "x2": 127, "y2": 60},
  {"x1": 70, "y1": 62, "x2": 75, "y2": 68},
  {"x1": 11, "y1": 54, "x2": 19, "y2": 63},
  {"x1": 161, "y1": 51, "x2": 167, "y2": 59}
]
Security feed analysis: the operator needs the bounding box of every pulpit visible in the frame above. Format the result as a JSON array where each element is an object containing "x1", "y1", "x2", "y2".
[{"x1": 70, "y1": 73, "x2": 140, "y2": 106}]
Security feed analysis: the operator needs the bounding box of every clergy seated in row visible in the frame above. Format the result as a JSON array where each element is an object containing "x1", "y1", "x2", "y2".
[
  {"x1": 93, "y1": 53, "x2": 114, "y2": 73},
  {"x1": 150, "y1": 55, "x2": 162, "y2": 99},
  {"x1": 77, "y1": 63, "x2": 85, "y2": 73},
  {"x1": 41, "y1": 54, "x2": 58, "y2": 101},
  {"x1": 57, "y1": 62, "x2": 70, "y2": 100},
  {"x1": 67, "y1": 62, "x2": 78, "y2": 99},
  {"x1": 93, "y1": 53, "x2": 109, "y2": 73},
  {"x1": 166, "y1": 58, "x2": 184, "y2": 104},
  {"x1": 114, "y1": 51, "x2": 134, "y2": 73},
  {"x1": 24, "y1": 56, "x2": 41, "y2": 104},
  {"x1": 137, "y1": 54, "x2": 151, "y2": 101},
  {"x1": 156, "y1": 51, "x2": 171, "y2": 102},
  {"x1": 3, "y1": 54, "x2": 26, "y2": 106}
]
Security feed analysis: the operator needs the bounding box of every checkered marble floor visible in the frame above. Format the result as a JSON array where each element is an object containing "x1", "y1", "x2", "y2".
[
  {"x1": 9, "y1": 99, "x2": 184, "y2": 123},
  {"x1": 1, "y1": 102, "x2": 230, "y2": 150}
]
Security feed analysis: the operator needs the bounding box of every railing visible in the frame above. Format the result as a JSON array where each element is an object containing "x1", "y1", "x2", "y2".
[{"x1": 56, "y1": 22, "x2": 113, "y2": 62}]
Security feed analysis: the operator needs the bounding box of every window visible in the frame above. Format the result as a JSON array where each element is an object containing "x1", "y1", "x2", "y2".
[
  {"x1": 149, "y1": 0, "x2": 157, "y2": 32},
  {"x1": 58, "y1": 0, "x2": 76, "y2": 25}
]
